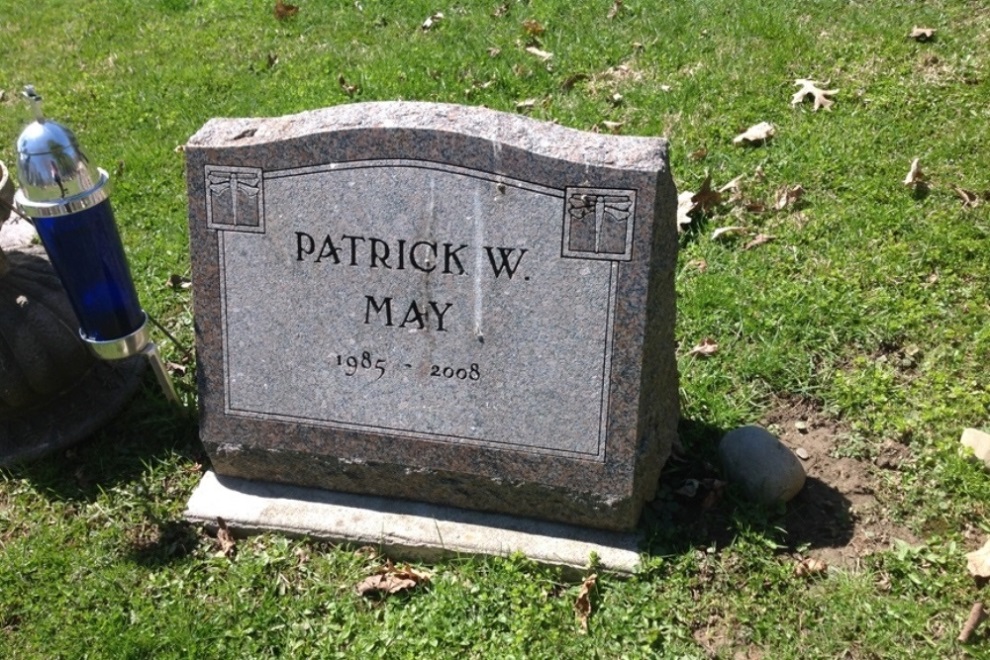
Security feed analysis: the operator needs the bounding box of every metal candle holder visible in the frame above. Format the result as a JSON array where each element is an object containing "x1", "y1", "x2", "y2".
[{"x1": 12, "y1": 86, "x2": 178, "y2": 404}]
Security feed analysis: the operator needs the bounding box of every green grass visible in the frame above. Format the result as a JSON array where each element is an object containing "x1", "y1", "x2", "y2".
[{"x1": 2, "y1": 0, "x2": 990, "y2": 657}]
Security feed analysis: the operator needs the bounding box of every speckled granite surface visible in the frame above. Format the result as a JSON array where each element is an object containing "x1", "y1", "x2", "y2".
[{"x1": 185, "y1": 102, "x2": 677, "y2": 531}]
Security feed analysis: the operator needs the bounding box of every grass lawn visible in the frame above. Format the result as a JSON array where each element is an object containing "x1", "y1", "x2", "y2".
[{"x1": 2, "y1": 0, "x2": 990, "y2": 657}]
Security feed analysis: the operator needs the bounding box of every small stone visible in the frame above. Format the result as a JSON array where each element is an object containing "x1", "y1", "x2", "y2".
[
  {"x1": 961, "y1": 428, "x2": 990, "y2": 466},
  {"x1": 718, "y1": 425, "x2": 807, "y2": 505},
  {"x1": 795, "y1": 420, "x2": 809, "y2": 433},
  {"x1": 795, "y1": 447, "x2": 810, "y2": 460}
]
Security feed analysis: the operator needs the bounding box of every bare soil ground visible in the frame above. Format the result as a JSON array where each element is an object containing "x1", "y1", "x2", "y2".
[
  {"x1": 762, "y1": 396, "x2": 917, "y2": 568},
  {"x1": 656, "y1": 396, "x2": 916, "y2": 570}
]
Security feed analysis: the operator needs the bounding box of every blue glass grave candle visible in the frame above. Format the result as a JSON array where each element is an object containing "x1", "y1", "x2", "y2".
[{"x1": 13, "y1": 87, "x2": 144, "y2": 342}]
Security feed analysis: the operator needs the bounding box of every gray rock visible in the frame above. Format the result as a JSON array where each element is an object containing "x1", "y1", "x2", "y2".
[{"x1": 719, "y1": 425, "x2": 806, "y2": 505}]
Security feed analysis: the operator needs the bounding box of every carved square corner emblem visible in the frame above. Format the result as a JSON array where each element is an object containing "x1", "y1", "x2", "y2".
[
  {"x1": 205, "y1": 165, "x2": 265, "y2": 233},
  {"x1": 561, "y1": 187, "x2": 635, "y2": 261}
]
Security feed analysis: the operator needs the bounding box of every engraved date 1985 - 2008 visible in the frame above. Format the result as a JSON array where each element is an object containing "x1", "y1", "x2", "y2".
[{"x1": 334, "y1": 350, "x2": 480, "y2": 382}]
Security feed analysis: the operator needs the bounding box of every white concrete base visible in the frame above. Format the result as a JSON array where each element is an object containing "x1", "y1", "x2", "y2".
[{"x1": 185, "y1": 471, "x2": 642, "y2": 575}]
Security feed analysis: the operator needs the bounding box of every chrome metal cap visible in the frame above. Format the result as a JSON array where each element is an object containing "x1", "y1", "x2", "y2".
[{"x1": 13, "y1": 86, "x2": 109, "y2": 218}]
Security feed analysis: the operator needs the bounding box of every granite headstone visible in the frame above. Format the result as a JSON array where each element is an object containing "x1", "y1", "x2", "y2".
[{"x1": 184, "y1": 102, "x2": 677, "y2": 533}]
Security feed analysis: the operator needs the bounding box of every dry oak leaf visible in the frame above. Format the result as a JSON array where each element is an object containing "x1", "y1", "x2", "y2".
[
  {"x1": 166, "y1": 361, "x2": 187, "y2": 376},
  {"x1": 688, "y1": 337, "x2": 719, "y2": 357},
  {"x1": 791, "y1": 79, "x2": 838, "y2": 111},
  {"x1": 166, "y1": 273, "x2": 191, "y2": 290},
  {"x1": 733, "y1": 121, "x2": 775, "y2": 145},
  {"x1": 718, "y1": 175, "x2": 745, "y2": 195},
  {"x1": 711, "y1": 226, "x2": 749, "y2": 241},
  {"x1": 525, "y1": 46, "x2": 554, "y2": 61},
  {"x1": 601, "y1": 120, "x2": 624, "y2": 134},
  {"x1": 274, "y1": 0, "x2": 299, "y2": 20},
  {"x1": 744, "y1": 233, "x2": 775, "y2": 250},
  {"x1": 575, "y1": 574, "x2": 597, "y2": 633},
  {"x1": 421, "y1": 12, "x2": 444, "y2": 30},
  {"x1": 676, "y1": 191, "x2": 698, "y2": 232},
  {"x1": 515, "y1": 98, "x2": 538, "y2": 112},
  {"x1": 215, "y1": 517, "x2": 236, "y2": 558},
  {"x1": 910, "y1": 27, "x2": 936, "y2": 42},
  {"x1": 966, "y1": 539, "x2": 990, "y2": 578},
  {"x1": 691, "y1": 173, "x2": 723, "y2": 214},
  {"x1": 954, "y1": 186, "x2": 981, "y2": 208},
  {"x1": 794, "y1": 557, "x2": 828, "y2": 577},
  {"x1": 774, "y1": 184, "x2": 805, "y2": 211},
  {"x1": 356, "y1": 560, "x2": 431, "y2": 597},
  {"x1": 522, "y1": 19, "x2": 545, "y2": 37},
  {"x1": 338, "y1": 75, "x2": 359, "y2": 97},
  {"x1": 903, "y1": 158, "x2": 925, "y2": 187},
  {"x1": 688, "y1": 147, "x2": 708, "y2": 162}
]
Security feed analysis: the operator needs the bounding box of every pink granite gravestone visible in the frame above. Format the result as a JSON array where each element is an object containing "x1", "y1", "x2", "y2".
[{"x1": 184, "y1": 103, "x2": 677, "y2": 538}]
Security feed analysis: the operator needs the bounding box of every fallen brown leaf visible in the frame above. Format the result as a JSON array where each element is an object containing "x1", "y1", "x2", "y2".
[
  {"x1": 966, "y1": 539, "x2": 990, "y2": 578},
  {"x1": 910, "y1": 26, "x2": 936, "y2": 42},
  {"x1": 718, "y1": 175, "x2": 745, "y2": 194},
  {"x1": 733, "y1": 121, "x2": 775, "y2": 145},
  {"x1": 687, "y1": 258, "x2": 708, "y2": 272},
  {"x1": 354, "y1": 545, "x2": 379, "y2": 560},
  {"x1": 743, "y1": 233, "x2": 775, "y2": 250},
  {"x1": 791, "y1": 79, "x2": 838, "y2": 111},
  {"x1": 607, "y1": 0, "x2": 623, "y2": 19},
  {"x1": 688, "y1": 337, "x2": 719, "y2": 357},
  {"x1": 274, "y1": 0, "x2": 299, "y2": 20},
  {"x1": 422, "y1": 12, "x2": 444, "y2": 30},
  {"x1": 700, "y1": 479, "x2": 728, "y2": 509},
  {"x1": 794, "y1": 557, "x2": 828, "y2": 577},
  {"x1": 215, "y1": 517, "x2": 236, "y2": 558},
  {"x1": 166, "y1": 274, "x2": 191, "y2": 290},
  {"x1": 774, "y1": 184, "x2": 805, "y2": 211},
  {"x1": 676, "y1": 191, "x2": 698, "y2": 232},
  {"x1": 487, "y1": 47, "x2": 502, "y2": 58},
  {"x1": 525, "y1": 46, "x2": 553, "y2": 61},
  {"x1": 492, "y1": 3, "x2": 510, "y2": 18},
  {"x1": 166, "y1": 361, "x2": 187, "y2": 376},
  {"x1": 356, "y1": 560, "x2": 431, "y2": 597},
  {"x1": 691, "y1": 173, "x2": 723, "y2": 213},
  {"x1": 954, "y1": 186, "x2": 980, "y2": 207},
  {"x1": 689, "y1": 147, "x2": 708, "y2": 162},
  {"x1": 575, "y1": 574, "x2": 597, "y2": 633},
  {"x1": 515, "y1": 98, "x2": 538, "y2": 112},
  {"x1": 522, "y1": 19, "x2": 545, "y2": 36},
  {"x1": 903, "y1": 158, "x2": 925, "y2": 187},
  {"x1": 711, "y1": 226, "x2": 748, "y2": 241},
  {"x1": 744, "y1": 201, "x2": 768, "y2": 213},
  {"x1": 338, "y1": 75, "x2": 359, "y2": 97},
  {"x1": 601, "y1": 120, "x2": 624, "y2": 134}
]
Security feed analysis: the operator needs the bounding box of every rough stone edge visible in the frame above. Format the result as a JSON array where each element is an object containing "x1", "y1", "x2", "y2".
[
  {"x1": 186, "y1": 101, "x2": 668, "y2": 173},
  {"x1": 185, "y1": 471, "x2": 642, "y2": 576}
]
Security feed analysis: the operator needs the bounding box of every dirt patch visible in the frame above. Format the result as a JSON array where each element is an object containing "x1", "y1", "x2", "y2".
[{"x1": 761, "y1": 396, "x2": 917, "y2": 568}]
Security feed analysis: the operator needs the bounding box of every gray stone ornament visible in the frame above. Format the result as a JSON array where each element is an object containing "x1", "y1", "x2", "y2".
[{"x1": 719, "y1": 425, "x2": 807, "y2": 505}]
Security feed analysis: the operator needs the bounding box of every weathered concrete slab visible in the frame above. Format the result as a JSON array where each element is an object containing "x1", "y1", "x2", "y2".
[{"x1": 186, "y1": 471, "x2": 642, "y2": 575}]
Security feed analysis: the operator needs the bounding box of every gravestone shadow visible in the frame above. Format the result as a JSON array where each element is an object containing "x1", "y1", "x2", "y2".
[
  {"x1": 643, "y1": 416, "x2": 855, "y2": 558},
  {"x1": 3, "y1": 382, "x2": 203, "y2": 565}
]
